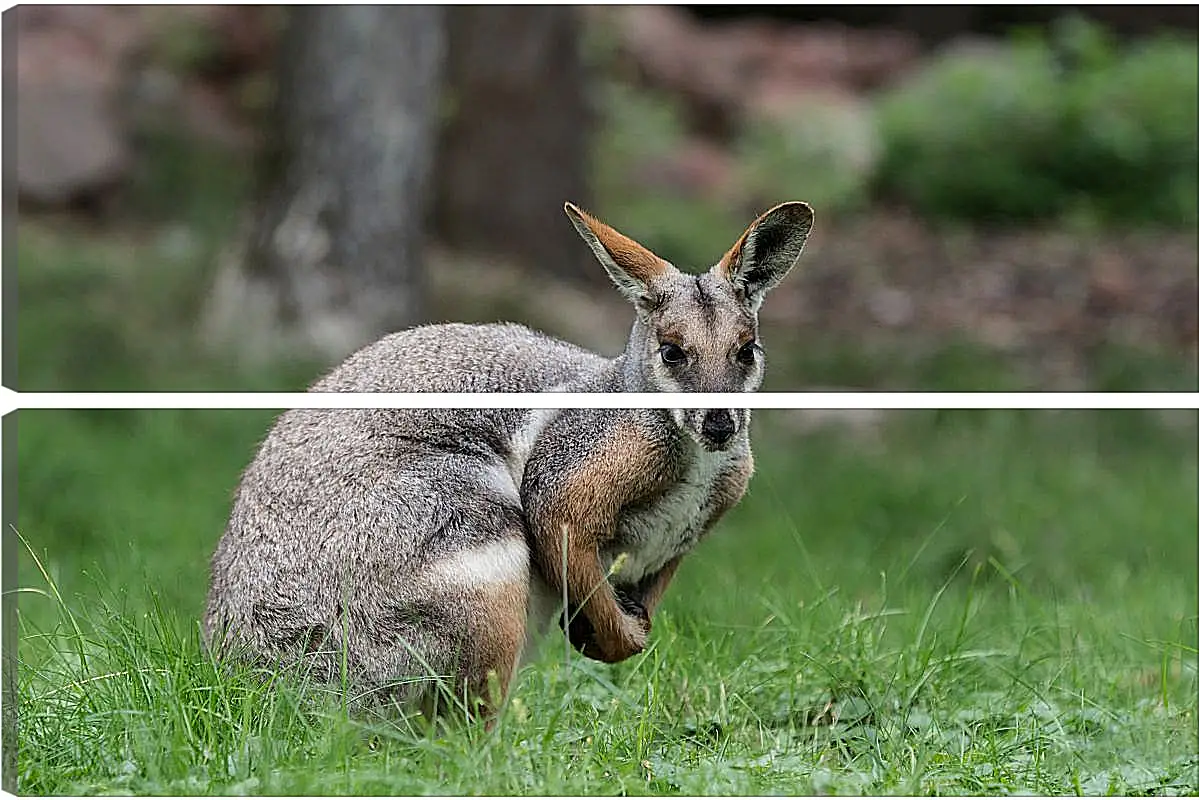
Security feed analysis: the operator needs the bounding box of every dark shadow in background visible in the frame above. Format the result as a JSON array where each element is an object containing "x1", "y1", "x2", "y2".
[{"x1": 690, "y1": 5, "x2": 1199, "y2": 44}]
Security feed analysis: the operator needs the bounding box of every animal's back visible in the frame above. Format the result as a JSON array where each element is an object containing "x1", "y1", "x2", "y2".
[{"x1": 312, "y1": 322, "x2": 612, "y2": 393}]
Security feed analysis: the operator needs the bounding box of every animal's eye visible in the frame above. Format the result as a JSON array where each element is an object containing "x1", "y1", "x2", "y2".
[
  {"x1": 659, "y1": 343, "x2": 687, "y2": 365},
  {"x1": 736, "y1": 341, "x2": 759, "y2": 366}
]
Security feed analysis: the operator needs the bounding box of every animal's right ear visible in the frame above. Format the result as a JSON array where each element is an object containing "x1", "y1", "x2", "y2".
[
  {"x1": 564, "y1": 202, "x2": 673, "y2": 310},
  {"x1": 715, "y1": 201, "x2": 813, "y2": 312}
]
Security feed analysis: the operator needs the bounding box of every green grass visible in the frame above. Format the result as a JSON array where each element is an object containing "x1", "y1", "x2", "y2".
[{"x1": 13, "y1": 408, "x2": 1197, "y2": 794}]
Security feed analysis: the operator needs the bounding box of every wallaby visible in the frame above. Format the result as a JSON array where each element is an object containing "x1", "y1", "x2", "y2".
[{"x1": 203, "y1": 201, "x2": 814, "y2": 721}]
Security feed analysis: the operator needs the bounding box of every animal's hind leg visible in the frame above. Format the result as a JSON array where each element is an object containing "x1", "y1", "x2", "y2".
[
  {"x1": 422, "y1": 533, "x2": 531, "y2": 724},
  {"x1": 461, "y1": 575, "x2": 529, "y2": 723}
]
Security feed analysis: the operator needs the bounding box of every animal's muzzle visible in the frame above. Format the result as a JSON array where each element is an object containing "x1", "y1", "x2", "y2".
[{"x1": 701, "y1": 409, "x2": 736, "y2": 447}]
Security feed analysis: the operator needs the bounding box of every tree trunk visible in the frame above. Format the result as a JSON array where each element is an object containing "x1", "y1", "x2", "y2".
[
  {"x1": 434, "y1": 7, "x2": 598, "y2": 286},
  {"x1": 206, "y1": 6, "x2": 444, "y2": 364}
]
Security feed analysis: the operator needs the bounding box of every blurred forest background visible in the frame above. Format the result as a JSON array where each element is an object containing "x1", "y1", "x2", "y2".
[{"x1": 10, "y1": 4, "x2": 1199, "y2": 392}]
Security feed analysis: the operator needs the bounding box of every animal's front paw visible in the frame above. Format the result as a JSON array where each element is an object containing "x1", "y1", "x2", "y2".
[
  {"x1": 615, "y1": 588, "x2": 650, "y2": 629},
  {"x1": 594, "y1": 610, "x2": 649, "y2": 663},
  {"x1": 559, "y1": 597, "x2": 650, "y2": 663}
]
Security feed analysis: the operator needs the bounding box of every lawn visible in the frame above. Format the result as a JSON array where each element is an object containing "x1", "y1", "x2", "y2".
[{"x1": 10, "y1": 407, "x2": 1197, "y2": 795}]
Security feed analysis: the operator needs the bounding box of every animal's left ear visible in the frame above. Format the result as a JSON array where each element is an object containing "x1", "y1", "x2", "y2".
[
  {"x1": 564, "y1": 201, "x2": 675, "y2": 312},
  {"x1": 714, "y1": 202, "x2": 814, "y2": 311}
]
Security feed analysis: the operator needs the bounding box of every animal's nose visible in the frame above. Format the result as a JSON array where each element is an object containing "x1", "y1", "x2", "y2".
[{"x1": 701, "y1": 410, "x2": 736, "y2": 444}]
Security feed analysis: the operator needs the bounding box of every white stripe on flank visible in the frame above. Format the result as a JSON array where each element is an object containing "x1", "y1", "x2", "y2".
[{"x1": 427, "y1": 538, "x2": 529, "y2": 593}]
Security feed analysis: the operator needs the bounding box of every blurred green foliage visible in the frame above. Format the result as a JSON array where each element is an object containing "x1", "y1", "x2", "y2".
[
  {"x1": 875, "y1": 18, "x2": 1198, "y2": 226},
  {"x1": 589, "y1": 80, "x2": 746, "y2": 267},
  {"x1": 15, "y1": 222, "x2": 320, "y2": 392},
  {"x1": 735, "y1": 99, "x2": 878, "y2": 219},
  {"x1": 14, "y1": 15, "x2": 1197, "y2": 395}
]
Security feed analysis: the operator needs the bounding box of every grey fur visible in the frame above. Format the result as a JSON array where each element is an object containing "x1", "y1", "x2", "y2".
[{"x1": 204, "y1": 204, "x2": 813, "y2": 715}]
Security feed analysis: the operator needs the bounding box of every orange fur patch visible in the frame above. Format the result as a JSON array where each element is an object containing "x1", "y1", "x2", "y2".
[
  {"x1": 716, "y1": 228, "x2": 751, "y2": 281},
  {"x1": 638, "y1": 556, "x2": 683, "y2": 616},
  {"x1": 569, "y1": 205, "x2": 671, "y2": 286},
  {"x1": 464, "y1": 577, "x2": 528, "y2": 716}
]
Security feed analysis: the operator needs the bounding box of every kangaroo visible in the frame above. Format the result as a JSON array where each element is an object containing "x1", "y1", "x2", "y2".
[{"x1": 203, "y1": 201, "x2": 814, "y2": 721}]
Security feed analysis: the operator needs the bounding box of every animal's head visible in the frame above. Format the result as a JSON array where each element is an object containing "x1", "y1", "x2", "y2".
[{"x1": 564, "y1": 200, "x2": 814, "y2": 450}]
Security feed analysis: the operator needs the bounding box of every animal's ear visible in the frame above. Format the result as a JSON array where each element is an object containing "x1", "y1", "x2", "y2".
[
  {"x1": 714, "y1": 202, "x2": 813, "y2": 311},
  {"x1": 564, "y1": 202, "x2": 674, "y2": 309}
]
